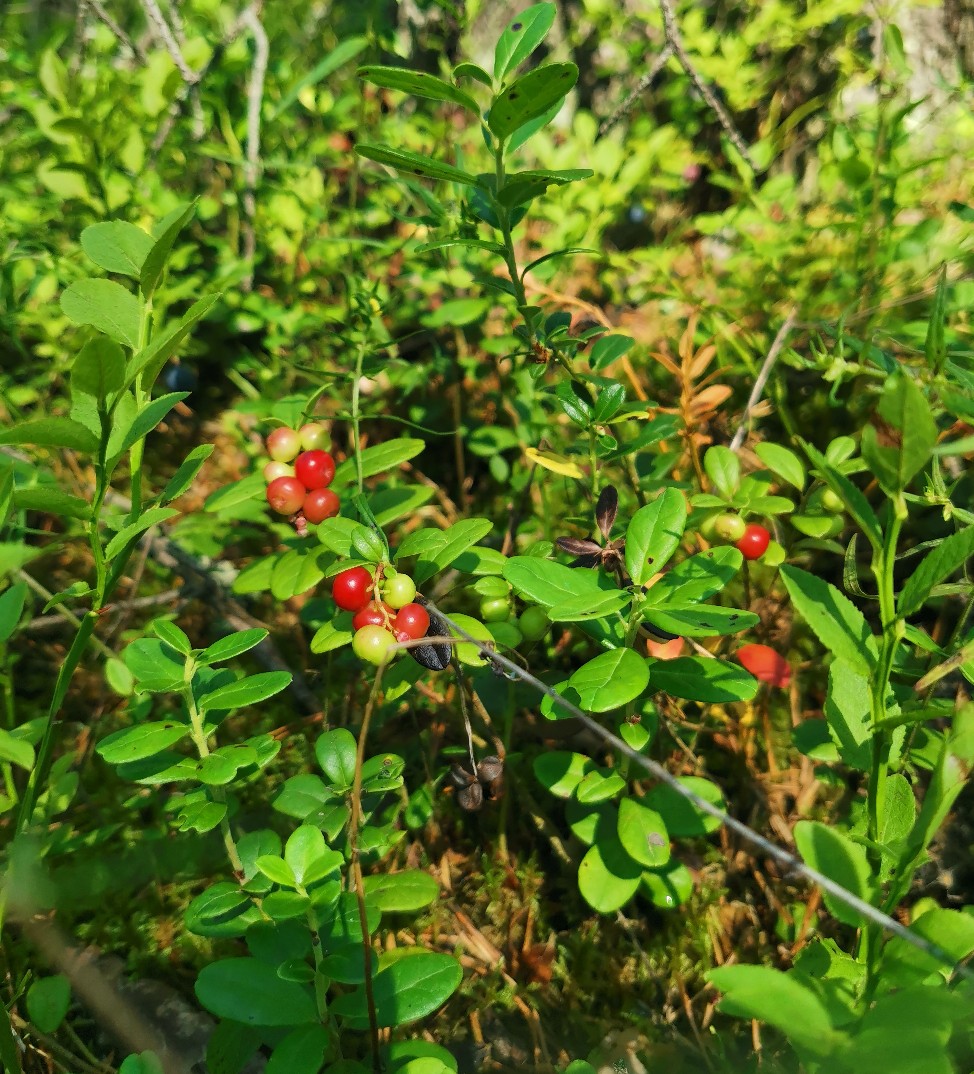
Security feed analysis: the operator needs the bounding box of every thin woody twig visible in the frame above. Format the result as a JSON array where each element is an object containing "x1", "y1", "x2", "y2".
[
  {"x1": 658, "y1": 0, "x2": 755, "y2": 171},
  {"x1": 140, "y1": 0, "x2": 204, "y2": 137},
  {"x1": 240, "y1": 3, "x2": 269, "y2": 292},
  {"x1": 599, "y1": 43, "x2": 673, "y2": 137},
  {"x1": 729, "y1": 308, "x2": 798, "y2": 452},
  {"x1": 422, "y1": 600, "x2": 974, "y2": 986},
  {"x1": 84, "y1": 0, "x2": 147, "y2": 62}
]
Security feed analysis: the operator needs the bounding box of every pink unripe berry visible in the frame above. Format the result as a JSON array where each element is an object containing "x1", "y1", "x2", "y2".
[
  {"x1": 266, "y1": 427, "x2": 301, "y2": 463},
  {"x1": 263, "y1": 460, "x2": 295, "y2": 483}
]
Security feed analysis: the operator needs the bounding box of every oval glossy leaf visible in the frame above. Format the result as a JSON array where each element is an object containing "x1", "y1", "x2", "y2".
[
  {"x1": 794, "y1": 820, "x2": 872, "y2": 926},
  {"x1": 266, "y1": 1024, "x2": 333, "y2": 1074},
  {"x1": 644, "y1": 547, "x2": 742, "y2": 605},
  {"x1": 640, "y1": 859, "x2": 693, "y2": 910},
  {"x1": 285, "y1": 825, "x2": 326, "y2": 884},
  {"x1": 315, "y1": 728, "x2": 357, "y2": 789},
  {"x1": 488, "y1": 63, "x2": 578, "y2": 140},
  {"x1": 104, "y1": 507, "x2": 179, "y2": 560},
  {"x1": 755, "y1": 442, "x2": 806, "y2": 490},
  {"x1": 13, "y1": 488, "x2": 91, "y2": 521},
  {"x1": 96, "y1": 722, "x2": 189, "y2": 764},
  {"x1": 704, "y1": 446, "x2": 740, "y2": 499},
  {"x1": 646, "y1": 655, "x2": 759, "y2": 703},
  {"x1": 575, "y1": 767, "x2": 626, "y2": 804},
  {"x1": 567, "y1": 648, "x2": 649, "y2": 712},
  {"x1": 198, "y1": 629, "x2": 268, "y2": 666},
  {"x1": 577, "y1": 835, "x2": 642, "y2": 913},
  {"x1": 0, "y1": 417, "x2": 99, "y2": 453},
  {"x1": 198, "y1": 671, "x2": 292, "y2": 714},
  {"x1": 547, "y1": 588, "x2": 630, "y2": 623},
  {"x1": 645, "y1": 777, "x2": 725, "y2": 837},
  {"x1": 899, "y1": 526, "x2": 974, "y2": 618},
  {"x1": 310, "y1": 615, "x2": 354, "y2": 654},
  {"x1": 332, "y1": 951, "x2": 462, "y2": 1028},
  {"x1": 362, "y1": 870, "x2": 439, "y2": 912},
  {"x1": 626, "y1": 489, "x2": 687, "y2": 585},
  {"x1": 358, "y1": 66, "x2": 480, "y2": 115},
  {"x1": 504, "y1": 556, "x2": 615, "y2": 609},
  {"x1": 160, "y1": 443, "x2": 214, "y2": 503},
  {"x1": 26, "y1": 975, "x2": 71, "y2": 1034},
  {"x1": 331, "y1": 437, "x2": 425, "y2": 488},
  {"x1": 533, "y1": 751, "x2": 594, "y2": 798},
  {"x1": 195, "y1": 957, "x2": 317, "y2": 1026},
  {"x1": 617, "y1": 798, "x2": 670, "y2": 868},
  {"x1": 355, "y1": 145, "x2": 484, "y2": 189}
]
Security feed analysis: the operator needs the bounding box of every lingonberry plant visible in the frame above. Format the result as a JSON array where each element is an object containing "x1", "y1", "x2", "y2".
[{"x1": 5, "y1": 2, "x2": 974, "y2": 1072}]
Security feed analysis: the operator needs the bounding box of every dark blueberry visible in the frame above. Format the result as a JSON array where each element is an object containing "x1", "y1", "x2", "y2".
[
  {"x1": 163, "y1": 364, "x2": 198, "y2": 392},
  {"x1": 628, "y1": 203, "x2": 647, "y2": 224}
]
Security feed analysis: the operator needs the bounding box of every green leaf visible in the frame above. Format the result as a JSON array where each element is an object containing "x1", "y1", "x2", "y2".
[
  {"x1": 356, "y1": 144, "x2": 485, "y2": 188},
  {"x1": 271, "y1": 546, "x2": 327, "y2": 601},
  {"x1": 274, "y1": 36, "x2": 368, "y2": 118},
  {"x1": 626, "y1": 488, "x2": 687, "y2": 584},
  {"x1": 26, "y1": 975, "x2": 71, "y2": 1034},
  {"x1": 577, "y1": 835, "x2": 642, "y2": 913},
  {"x1": 127, "y1": 294, "x2": 220, "y2": 388},
  {"x1": 358, "y1": 66, "x2": 480, "y2": 115},
  {"x1": 0, "y1": 728, "x2": 34, "y2": 770},
  {"x1": 704, "y1": 446, "x2": 741, "y2": 499},
  {"x1": 642, "y1": 605, "x2": 758, "y2": 638},
  {"x1": 316, "y1": 728, "x2": 357, "y2": 789},
  {"x1": 160, "y1": 444, "x2": 215, "y2": 503},
  {"x1": 331, "y1": 438, "x2": 424, "y2": 487},
  {"x1": 417, "y1": 237, "x2": 506, "y2": 256},
  {"x1": 414, "y1": 518, "x2": 493, "y2": 584},
  {"x1": 104, "y1": 507, "x2": 179, "y2": 560},
  {"x1": 643, "y1": 547, "x2": 742, "y2": 604},
  {"x1": 860, "y1": 370, "x2": 937, "y2": 496},
  {"x1": 0, "y1": 418, "x2": 98, "y2": 453},
  {"x1": 284, "y1": 825, "x2": 326, "y2": 884},
  {"x1": 266, "y1": 1025, "x2": 332, "y2": 1074},
  {"x1": 617, "y1": 798, "x2": 670, "y2": 868},
  {"x1": 547, "y1": 588, "x2": 631, "y2": 622},
  {"x1": 488, "y1": 63, "x2": 578, "y2": 140},
  {"x1": 588, "y1": 334, "x2": 634, "y2": 371},
  {"x1": 453, "y1": 61, "x2": 492, "y2": 87},
  {"x1": 198, "y1": 672, "x2": 292, "y2": 714},
  {"x1": 645, "y1": 656, "x2": 759, "y2": 703},
  {"x1": 96, "y1": 722, "x2": 190, "y2": 764},
  {"x1": 794, "y1": 820, "x2": 872, "y2": 926},
  {"x1": 825, "y1": 660, "x2": 872, "y2": 770},
  {"x1": 566, "y1": 649, "x2": 649, "y2": 712},
  {"x1": 780, "y1": 565, "x2": 877, "y2": 675},
  {"x1": 362, "y1": 870, "x2": 439, "y2": 912},
  {"x1": 707, "y1": 965, "x2": 836, "y2": 1055},
  {"x1": 310, "y1": 614, "x2": 354, "y2": 654},
  {"x1": 81, "y1": 221, "x2": 154, "y2": 278},
  {"x1": 195, "y1": 958, "x2": 317, "y2": 1026},
  {"x1": 899, "y1": 526, "x2": 974, "y2": 618},
  {"x1": 575, "y1": 768, "x2": 626, "y2": 804},
  {"x1": 112, "y1": 393, "x2": 188, "y2": 462},
  {"x1": 532, "y1": 751, "x2": 594, "y2": 798},
  {"x1": 645, "y1": 777, "x2": 724, "y2": 836},
  {"x1": 153, "y1": 620, "x2": 192, "y2": 654},
  {"x1": 72, "y1": 336, "x2": 126, "y2": 404},
  {"x1": 13, "y1": 488, "x2": 91, "y2": 520},
  {"x1": 205, "y1": 473, "x2": 263, "y2": 514},
  {"x1": 140, "y1": 201, "x2": 196, "y2": 298},
  {"x1": 0, "y1": 583, "x2": 27, "y2": 644},
  {"x1": 494, "y1": 168, "x2": 592, "y2": 209},
  {"x1": 881, "y1": 908, "x2": 974, "y2": 981},
  {"x1": 494, "y1": 2, "x2": 556, "y2": 79},
  {"x1": 924, "y1": 264, "x2": 948, "y2": 372},
  {"x1": 199, "y1": 629, "x2": 268, "y2": 666},
  {"x1": 332, "y1": 952, "x2": 462, "y2": 1028},
  {"x1": 61, "y1": 278, "x2": 140, "y2": 348},
  {"x1": 504, "y1": 557, "x2": 617, "y2": 608},
  {"x1": 754, "y1": 442, "x2": 805, "y2": 490}
]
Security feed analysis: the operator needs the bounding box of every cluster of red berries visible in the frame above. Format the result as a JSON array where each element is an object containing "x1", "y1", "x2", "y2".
[
  {"x1": 332, "y1": 565, "x2": 431, "y2": 666},
  {"x1": 714, "y1": 514, "x2": 771, "y2": 561},
  {"x1": 262, "y1": 424, "x2": 340, "y2": 525}
]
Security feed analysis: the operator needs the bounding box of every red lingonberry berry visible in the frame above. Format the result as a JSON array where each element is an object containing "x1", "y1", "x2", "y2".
[
  {"x1": 294, "y1": 450, "x2": 335, "y2": 491},
  {"x1": 266, "y1": 476, "x2": 306, "y2": 515},
  {"x1": 332, "y1": 566, "x2": 373, "y2": 612},
  {"x1": 303, "y1": 488, "x2": 340, "y2": 524}
]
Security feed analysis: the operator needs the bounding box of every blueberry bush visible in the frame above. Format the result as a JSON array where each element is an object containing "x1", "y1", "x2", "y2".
[{"x1": 2, "y1": 2, "x2": 974, "y2": 1072}]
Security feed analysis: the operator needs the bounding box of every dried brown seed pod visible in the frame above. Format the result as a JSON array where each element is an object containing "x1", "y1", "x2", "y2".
[{"x1": 457, "y1": 780, "x2": 484, "y2": 812}]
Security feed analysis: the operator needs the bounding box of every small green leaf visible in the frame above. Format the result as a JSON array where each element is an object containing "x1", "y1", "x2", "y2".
[
  {"x1": 114, "y1": 393, "x2": 188, "y2": 461},
  {"x1": 81, "y1": 221, "x2": 154, "y2": 278},
  {"x1": 358, "y1": 66, "x2": 480, "y2": 115},
  {"x1": 0, "y1": 418, "x2": 98, "y2": 453},
  {"x1": 504, "y1": 557, "x2": 617, "y2": 608},
  {"x1": 414, "y1": 518, "x2": 493, "y2": 585},
  {"x1": 316, "y1": 728, "x2": 358, "y2": 789},
  {"x1": 356, "y1": 144, "x2": 485, "y2": 188},
  {"x1": 801, "y1": 440, "x2": 882, "y2": 550},
  {"x1": 160, "y1": 444, "x2": 215, "y2": 503},
  {"x1": 704, "y1": 446, "x2": 741, "y2": 499},
  {"x1": 626, "y1": 488, "x2": 687, "y2": 584},
  {"x1": 645, "y1": 656, "x2": 759, "y2": 703},
  {"x1": 273, "y1": 36, "x2": 368, "y2": 118},
  {"x1": 577, "y1": 835, "x2": 642, "y2": 913},
  {"x1": 645, "y1": 777, "x2": 724, "y2": 836},
  {"x1": 310, "y1": 615, "x2": 354, "y2": 654},
  {"x1": 198, "y1": 672, "x2": 292, "y2": 714},
  {"x1": 127, "y1": 294, "x2": 220, "y2": 388},
  {"x1": 794, "y1": 820, "x2": 872, "y2": 926},
  {"x1": 284, "y1": 825, "x2": 326, "y2": 884},
  {"x1": 617, "y1": 798, "x2": 670, "y2": 868},
  {"x1": 860, "y1": 369, "x2": 937, "y2": 496},
  {"x1": 0, "y1": 729, "x2": 34, "y2": 770},
  {"x1": 898, "y1": 526, "x2": 974, "y2": 618},
  {"x1": 532, "y1": 751, "x2": 594, "y2": 798},
  {"x1": 488, "y1": 63, "x2": 578, "y2": 140},
  {"x1": 331, "y1": 951, "x2": 462, "y2": 1028},
  {"x1": 141, "y1": 201, "x2": 196, "y2": 298},
  {"x1": 494, "y1": 2, "x2": 556, "y2": 79},
  {"x1": 61, "y1": 278, "x2": 140, "y2": 348},
  {"x1": 331, "y1": 438, "x2": 425, "y2": 488},
  {"x1": 195, "y1": 958, "x2": 317, "y2": 1026},
  {"x1": 97, "y1": 722, "x2": 190, "y2": 764},
  {"x1": 567, "y1": 649, "x2": 649, "y2": 712},
  {"x1": 0, "y1": 583, "x2": 27, "y2": 645},
  {"x1": 26, "y1": 975, "x2": 71, "y2": 1033},
  {"x1": 780, "y1": 565, "x2": 877, "y2": 675},
  {"x1": 643, "y1": 547, "x2": 742, "y2": 604},
  {"x1": 642, "y1": 605, "x2": 758, "y2": 638},
  {"x1": 71, "y1": 336, "x2": 126, "y2": 403},
  {"x1": 362, "y1": 870, "x2": 440, "y2": 912},
  {"x1": 754, "y1": 442, "x2": 805, "y2": 490},
  {"x1": 104, "y1": 507, "x2": 179, "y2": 560},
  {"x1": 152, "y1": 620, "x2": 192, "y2": 654},
  {"x1": 13, "y1": 488, "x2": 91, "y2": 520},
  {"x1": 198, "y1": 629, "x2": 268, "y2": 666}
]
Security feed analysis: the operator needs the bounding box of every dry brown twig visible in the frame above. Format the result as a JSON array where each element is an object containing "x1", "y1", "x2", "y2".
[
  {"x1": 729, "y1": 308, "x2": 799, "y2": 452},
  {"x1": 239, "y1": 3, "x2": 269, "y2": 292}
]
